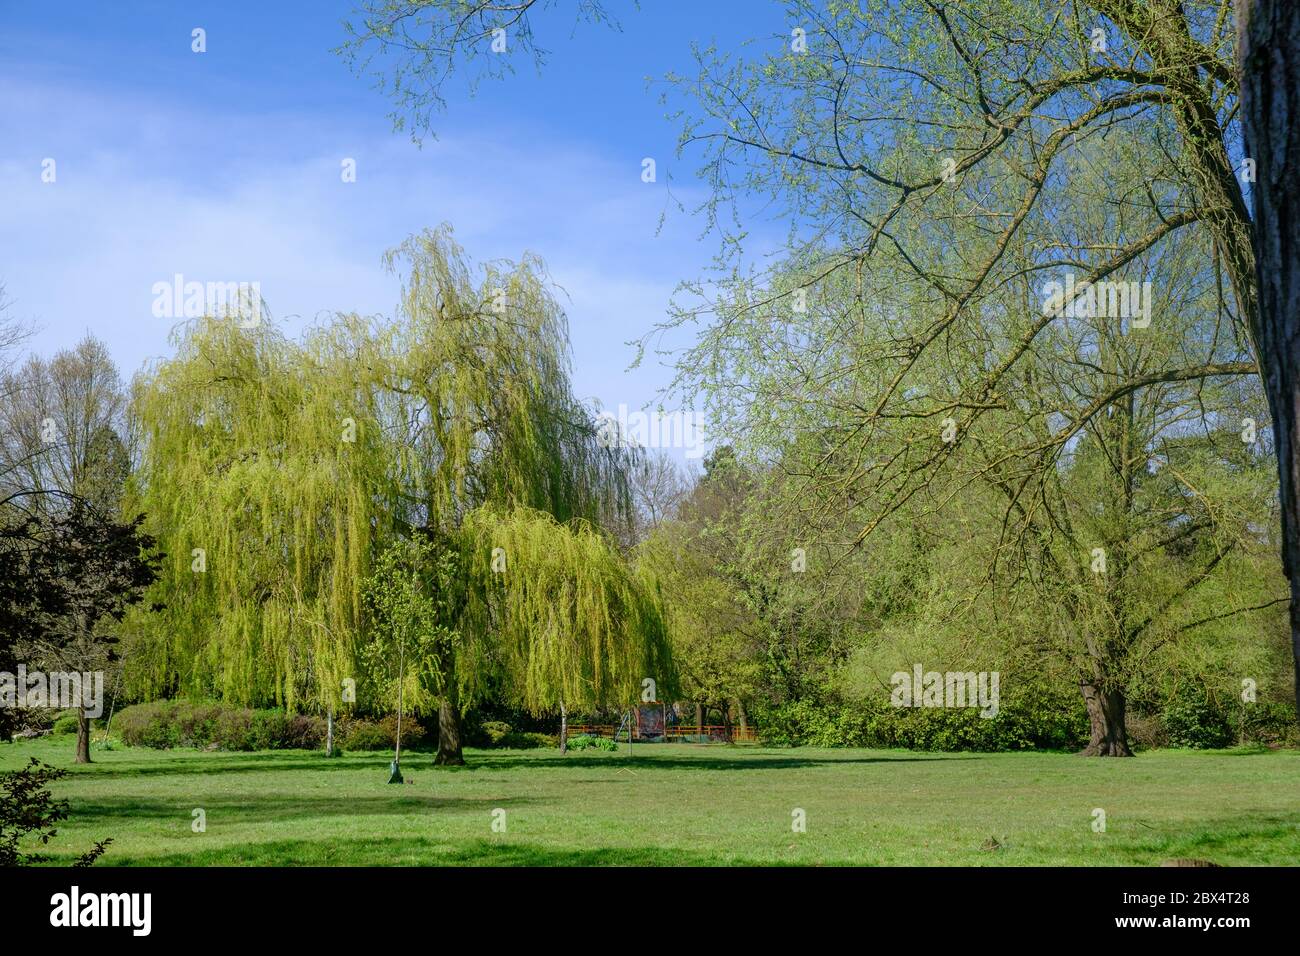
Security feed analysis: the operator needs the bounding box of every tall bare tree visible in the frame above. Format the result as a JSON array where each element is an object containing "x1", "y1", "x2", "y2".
[
  {"x1": 0, "y1": 335, "x2": 129, "y2": 516},
  {"x1": 0, "y1": 334, "x2": 134, "y2": 760}
]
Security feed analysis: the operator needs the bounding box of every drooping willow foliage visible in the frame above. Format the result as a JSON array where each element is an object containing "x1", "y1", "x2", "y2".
[
  {"x1": 126, "y1": 317, "x2": 390, "y2": 711},
  {"x1": 461, "y1": 507, "x2": 674, "y2": 715},
  {"x1": 127, "y1": 225, "x2": 671, "y2": 716}
]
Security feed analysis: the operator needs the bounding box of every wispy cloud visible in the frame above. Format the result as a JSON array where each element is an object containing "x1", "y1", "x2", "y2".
[{"x1": 0, "y1": 71, "x2": 715, "y2": 458}]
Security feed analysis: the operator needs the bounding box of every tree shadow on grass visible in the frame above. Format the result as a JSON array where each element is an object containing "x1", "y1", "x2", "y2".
[
  {"x1": 35, "y1": 747, "x2": 971, "y2": 779},
  {"x1": 1119, "y1": 812, "x2": 1300, "y2": 865},
  {"x1": 465, "y1": 751, "x2": 970, "y2": 772},
  {"x1": 66, "y1": 793, "x2": 547, "y2": 826},
  {"x1": 104, "y1": 836, "x2": 772, "y2": 867},
  {"x1": 50, "y1": 751, "x2": 434, "y2": 779}
]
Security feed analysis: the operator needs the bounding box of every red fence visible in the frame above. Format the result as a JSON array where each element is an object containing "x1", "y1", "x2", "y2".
[{"x1": 565, "y1": 723, "x2": 758, "y2": 743}]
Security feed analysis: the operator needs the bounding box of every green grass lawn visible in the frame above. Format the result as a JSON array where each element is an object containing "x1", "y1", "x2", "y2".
[{"x1": 3, "y1": 737, "x2": 1297, "y2": 865}]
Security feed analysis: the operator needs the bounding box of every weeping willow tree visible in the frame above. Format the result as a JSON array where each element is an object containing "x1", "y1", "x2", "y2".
[
  {"x1": 461, "y1": 506, "x2": 674, "y2": 752},
  {"x1": 126, "y1": 314, "x2": 391, "y2": 713},
  {"x1": 128, "y1": 225, "x2": 673, "y2": 763}
]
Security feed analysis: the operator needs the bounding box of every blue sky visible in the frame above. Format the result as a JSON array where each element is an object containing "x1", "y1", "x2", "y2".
[{"x1": 0, "y1": 0, "x2": 789, "y2": 459}]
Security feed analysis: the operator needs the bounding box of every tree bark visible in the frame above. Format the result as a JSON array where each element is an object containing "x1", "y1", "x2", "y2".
[
  {"x1": 326, "y1": 708, "x2": 334, "y2": 757},
  {"x1": 1094, "y1": 1, "x2": 1259, "y2": 338},
  {"x1": 695, "y1": 700, "x2": 703, "y2": 737},
  {"x1": 1079, "y1": 681, "x2": 1133, "y2": 757},
  {"x1": 735, "y1": 698, "x2": 748, "y2": 739},
  {"x1": 432, "y1": 638, "x2": 465, "y2": 765},
  {"x1": 559, "y1": 700, "x2": 568, "y2": 754},
  {"x1": 75, "y1": 707, "x2": 91, "y2": 764},
  {"x1": 435, "y1": 696, "x2": 464, "y2": 765},
  {"x1": 1238, "y1": 0, "x2": 1300, "y2": 720}
]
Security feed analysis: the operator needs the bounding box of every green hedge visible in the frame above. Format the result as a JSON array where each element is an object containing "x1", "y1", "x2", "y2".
[
  {"x1": 50, "y1": 711, "x2": 80, "y2": 736},
  {"x1": 751, "y1": 686, "x2": 1296, "y2": 752},
  {"x1": 751, "y1": 689, "x2": 1089, "y2": 752},
  {"x1": 464, "y1": 718, "x2": 557, "y2": 749},
  {"x1": 113, "y1": 701, "x2": 428, "y2": 752},
  {"x1": 1159, "y1": 687, "x2": 1295, "y2": 749}
]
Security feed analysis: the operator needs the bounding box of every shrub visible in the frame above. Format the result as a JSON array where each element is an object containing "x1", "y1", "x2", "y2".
[
  {"x1": 341, "y1": 721, "x2": 391, "y2": 751},
  {"x1": 116, "y1": 701, "x2": 341, "y2": 751},
  {"x1": 479, "y1": 720, "x2": 512, "y2": 745},
  {"x1": 49, "y1": 711, "x2": 79, "y2": 736},
  {"x1": 751, "y1": 687, "x2": 1088, "y2": 752},
  {"x1": 378, "y1": 714, "x2": 428, "y2": 747},
  {"x1": 248, "y1": 710, "x2": 291, "y2": 751},
  {"x1": 1163, "y1": 689, "x2": 1234, "y2": 749},
  {"x1": 1125, "y1": 712, "x2": 1168, "y2": 750},
  {"x1": 0, "y1": 758, "x2": 111, "y2": 866},
  {"x1": 1239, "y1": 699, "x2": 1298, "y2": 745},
  {"x1": 116, "y1": 702, "x2": 180, "y2": 749},
  {"x1": 337, "y1": 715, "x2": 426, "y2": 751},
  {"x1": 500, "y1": 731, "x2": 556, "y2": 749},
  {"x1": 173, "y1": 702, "x2": 223, "y2": 747},
  {"x1": 283, "y1": 714, "x2": 328, "y2": 750},
  {"x1": 213, "y1": 707, "x2": 253, "y2": 750}
]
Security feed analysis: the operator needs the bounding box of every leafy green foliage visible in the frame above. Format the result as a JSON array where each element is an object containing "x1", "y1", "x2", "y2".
[
  {"x1": 49, "y1": 711, "x2": 80, "y2": 736},
  {"x1": 1163, "y1": 688, "x2": 1235, "y2": 749},
  {"x1": 339, "y1": 715, "x2": 429, "y2": 751},
  {"x1": 128, "y1": 227, "x2": 667, "y2": 730},
  {"x1": 0, "y1": 757, "x2": 110, "y2": 866},
  {"x1": 752, "y1": 689, "x2": 1089, "y2": 752},
  {"x1": 461, "y1": 505, "x2": 675, "y2": 716},
  {"x1": 360, "y1": 535, "x2": 458, "y2": 716}
]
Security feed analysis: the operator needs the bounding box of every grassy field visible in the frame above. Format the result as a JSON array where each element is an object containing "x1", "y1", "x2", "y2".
[{"x1": 2, "y1": 737, "x2": 1297, "y2": 865}]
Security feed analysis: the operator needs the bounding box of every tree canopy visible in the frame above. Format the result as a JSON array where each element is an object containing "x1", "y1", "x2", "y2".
[{"x1": 128, "y1": 226, "x2": 674, "y2": 759}]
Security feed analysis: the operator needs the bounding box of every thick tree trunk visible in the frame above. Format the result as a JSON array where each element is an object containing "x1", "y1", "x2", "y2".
[
  {"x1": 1238, "y1": 0, "x2": 1300, "y2": 720},
  {"x1": 75, "y1": 708, "x2": 91, "y2": 764},
  {"x1": 435, "y1": 692, "x2": 464, "y2": 766},
  {"x1": 559, "y1": 701, "x2": 568, "y2": 754},
  {"x1": 1079, "y1": 681, "x2": 1133, "y2": 757},
  {"x1": 735, "y1": 698, "x2": 748, "y2": 739}
]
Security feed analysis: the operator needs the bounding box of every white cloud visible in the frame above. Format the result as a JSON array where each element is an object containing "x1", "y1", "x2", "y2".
[{"x1": 0, "y1": 72, "x2": 716, "y2": 459}]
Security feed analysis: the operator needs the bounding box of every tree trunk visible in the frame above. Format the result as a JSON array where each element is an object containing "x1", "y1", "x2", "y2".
[
  {"x1": 326, "y1": 708, "x2": 334, "y2": 757},
  {"x1": 1079, "y1": 681, "x2": 1133, "y2": 757},
  {"x1": 435, "y1": 693, "x2": 464, "y2": 765},
  {"x1": 721, "y1": 700, "x2": 732, "y2": 740},
  {"x1": 695, "y1": 700, "x2": 703, "y2": 736},
  {"x1": 1238, "y1": 0, "x2": 1300, "y2": 721},
  {"x1": 559, "y1": 700, "x2": 568, "y2": 754},
  {"x1": 735, "y1": 698, "x2": 748, "y2": 739},
  {"x1": 75, "y1": 707, "x2": 91, "y2": 764},
  {"x1": 433, "y1": 640, "x2": 465, "y2": 765}
]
